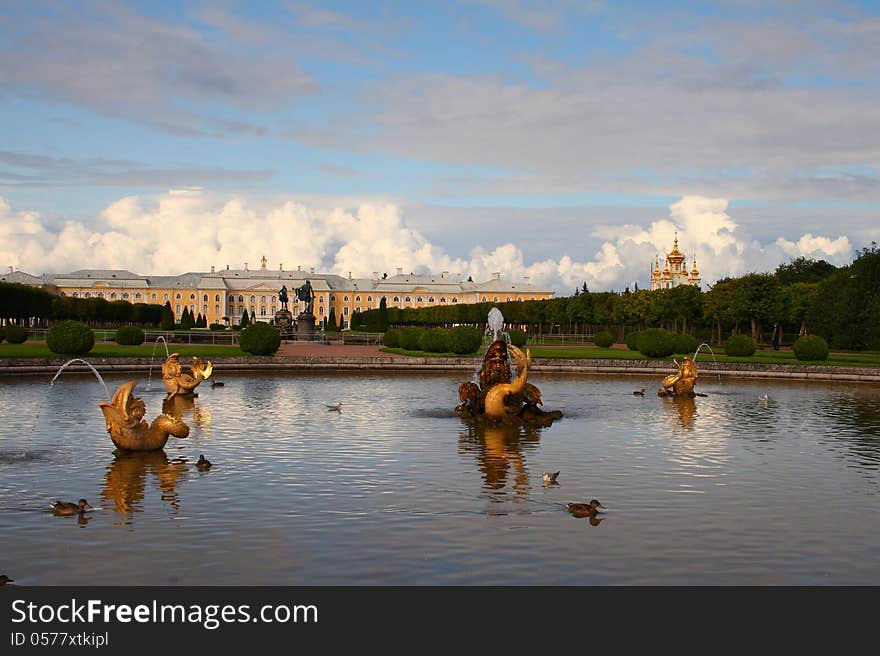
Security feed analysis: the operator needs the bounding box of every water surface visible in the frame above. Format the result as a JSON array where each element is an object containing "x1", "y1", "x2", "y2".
[{"x1": 1, "y1": 371, "x2": 879, "y2": 585}]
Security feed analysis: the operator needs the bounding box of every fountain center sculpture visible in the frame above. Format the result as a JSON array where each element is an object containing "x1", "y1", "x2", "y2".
[
  {"x1": 658, "y1": 355, "x2": 698, "y2": 397},
  {"x1": 456, "y1": 308, "x2": 561, "y2": 427},
  {"x1": 162, "y1": 353, "x2": 212, "y2": 398},
  {"x1": 99, "y1": 381, "x2": 190, "y2": 451}
]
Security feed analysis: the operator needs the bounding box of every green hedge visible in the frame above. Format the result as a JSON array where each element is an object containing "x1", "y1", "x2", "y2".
[
  {"x1": 399, "y1": 327, "x2": 423, "y2": 351},
  {"x1": 793, "y1": 335, "x2": 829, "y2": 361},
  {"x1": 508, "y1": 328, "x2": 527, "y2": 348},
  {"x1": 625, "y1": 330, "x2": 642, "y2": 351},
  {"x1": 209, "y1": 323, "x2": 226, "y2": 331},
  {"x1": 115, "y1": 325, "x2": 145, "y2": 345},
  {"x1": 638, "y1": 328, "x2": 676, "y2": 358},
  {"x1": 724, "y1": 334, "x2": 756, "y2": 357},
  {"x1": 0, "y1": 326, "x2": 5, "y2": 343},
  {"x1": 5, "y1": 324, "x2": 28, "y2": 344},
  {"x1": 46, "y1": 321, "x2": 94, "y2": 354},
  {"x1": 673, "y1": 333, "x2": 698, "y2": 355},
  {"x1": 592, "y1": 330, "x2": 614, "y2": 348},
  {"x1": 381, "y1": 328, "x2": 401, "y2": 348},
  {"x1": 238, "y1": 322, "x2": 281, "y2": 355},
  {"x1": 448, "y1": 326, "x2": 482, "y2": 354},
  {"x1": 419, "y1": 328, "x2": 449, "y2": 353}
]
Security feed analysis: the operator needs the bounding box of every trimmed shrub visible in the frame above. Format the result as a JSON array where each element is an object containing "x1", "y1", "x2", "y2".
[
  {"x1": 5, "y1": 324, "x2": 28, "y2": 345},
  {"x1": 448, "y1": 326, "x2": 482, "y2": 355},
  {"x1": 381, "y1": 328, "x2": 401, "y2": 348},
  {"x1": 673, "y1": 333, "x2": 698, "y2": 356},
  {"x1": 626, "y1": 330, "x2": 642, "y2": 351},
  {"x1": 209, "y1": 323, "x2": 226, "y2": 331},
  {"x1": 793, "y1": 335, "x2": 829, "y2": 361},
  {"x1": 238, "y1": 322, "x2": 281, "y2": 355},
  {"x1": 724, "y1": 334, "x2": 756, "y2": 357},
  {"x1": 420, "y1": 328, "x2": 449, "y2": 353},
  {"x1": 46, "y1": 321, "x2": 93, "y2": 354},
  {"x1": 399, "y1": 327, "x2": 424, "y2": 351},
  {"x1": 592, "y1": 330, "x2": 614, "y2": 348},
  {"x1": 638, "y1": 328, "x2": 676, "y2": 358},
  {"x1": 0, "y1": 326, "x2": 5, "y2": 343},
  {"x1": 115, "y1": 326, "x2": 145, "y2": 345},
  {"x1": 508, "y1": 328, "x2": 527, "y2": 348}
]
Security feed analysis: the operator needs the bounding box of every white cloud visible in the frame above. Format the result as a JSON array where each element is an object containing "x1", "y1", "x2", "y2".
[{"x1": 0, "y1": 192, "x2": 855, "y2": 293}]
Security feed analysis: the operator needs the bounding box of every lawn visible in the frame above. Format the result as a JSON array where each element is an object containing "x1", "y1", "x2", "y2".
[{"x1": 0, "y1": 343, "x2": 247, "y2": 359}]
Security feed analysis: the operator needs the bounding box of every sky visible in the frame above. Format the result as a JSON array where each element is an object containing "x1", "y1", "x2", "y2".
[{"x1": 1, "y1": 0, "x2": 878, "y2": 294}]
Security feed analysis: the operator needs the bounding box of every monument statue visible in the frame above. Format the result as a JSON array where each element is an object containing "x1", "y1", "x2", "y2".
[
  {"x1": 99, "y1": 381, "x2": 190, "y2": 451},
  {"x1": 294, "y1": 279, "x2": 315, "y2": 315},
  {"x1": 658, "y1": 356, "x2": 698, "y2": 397},
  {"x1": 162, "y1": 353, "x2": 212, "y2": 398},
  {"x1": 279, "y1": 285, "x2": 289, "y2": 311}
]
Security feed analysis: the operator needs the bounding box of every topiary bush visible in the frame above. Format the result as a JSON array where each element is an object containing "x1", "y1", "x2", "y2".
[
  {"x1": 419, "y1": 328, "x2": 449, "y2": 353},
  {"x1": 508, "y1": 328, "x2": 527, "y2": 348},
  {"x1": 209, "y1": 323, "x2": 226, "y2": 331},
  {"x1": 793, "y1": 335, "x2": 829, "y2": 361},
  {"x1": 399, "y1": 327, "x2": 424, "y2": 351},
  {"x1": 448, "y1": 326, "x2": 482, "y2": 354},
  {"x1": 46, "y1": 321, "x2": 93, "y2": 354},
  {"x1": 638, "y1": 328, "x2": 676, "y2": 358},
  {"x1": 673, "y1": 333, "x2": 698, "y2": 356},
  {"x1": 592, "y1": 330, "x2": 614, "y2": 348},
  {"x1": 115, "y1": 325, "x2": 145, "y2": 345},
  {"x1": 381, "y1": 328, "x2": 401, "y2": 348},
  {"x1": 625, "y1": 330, "x2": 642, "y2": 351},
  {"x1": 724, "y1": 334, "x2": 756, "y2": 357},
  {"x1": 238, "y1": 322, "x2": 281, "y2": 355},
  {"x1": 5, "y1": 324, "x2": 28, "y2": 344}
]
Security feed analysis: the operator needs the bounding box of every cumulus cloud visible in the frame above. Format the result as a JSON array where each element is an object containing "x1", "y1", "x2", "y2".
[{"x1": 0, "y1": 192, "x2": 855, "y2": 293}]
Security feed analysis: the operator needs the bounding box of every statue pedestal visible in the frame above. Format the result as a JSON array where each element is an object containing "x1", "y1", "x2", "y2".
[
  {"x1": 295, "y1": 312, "x2": 316, "y2": 338},
  {"x1": 273, "y1": 309, "x2": 294, "y2": 339}
]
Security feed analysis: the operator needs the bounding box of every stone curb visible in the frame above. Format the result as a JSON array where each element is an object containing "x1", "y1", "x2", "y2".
[{"x1": 1, "y1": 355, "x2": 879, "y2": 383}]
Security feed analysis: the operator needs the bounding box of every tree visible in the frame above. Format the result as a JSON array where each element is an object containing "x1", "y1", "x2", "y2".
[
  {"x1": 326, "y1": 308, "x2": 338, "y2": 332},
  {"x1": 161, "y1": 302, "x2": 175, "y2": 330},
  {"x1": 239, "y1": 310, "x2": 250, "y2": 329},
  {"x1": 775, "y1": 257, "x2": 838, "y2": 286}
]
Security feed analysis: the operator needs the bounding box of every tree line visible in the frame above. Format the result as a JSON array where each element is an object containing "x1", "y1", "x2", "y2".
[{"x1": 353, "y1": 246, "x2": 880, "y2": 350}]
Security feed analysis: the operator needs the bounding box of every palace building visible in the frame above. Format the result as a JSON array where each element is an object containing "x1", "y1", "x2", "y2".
[
  {"x1": 2, "y1": 257, "x2": 553, "y2": 329},
  {"x1": 649, "y1": 233, "x2": 701, "y2": 291}
]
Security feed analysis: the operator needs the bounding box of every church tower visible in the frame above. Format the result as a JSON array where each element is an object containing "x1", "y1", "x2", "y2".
[{"x1": 650, "y1": 232, "x2": 701, "y2": 290}]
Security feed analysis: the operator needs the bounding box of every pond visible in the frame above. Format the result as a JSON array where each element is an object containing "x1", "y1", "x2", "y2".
[{"x1": 1, "y1": 370, "x2": 879, "y2": 585}]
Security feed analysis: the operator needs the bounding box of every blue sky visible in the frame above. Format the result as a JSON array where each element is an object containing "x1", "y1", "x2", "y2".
[{"x1": 1, "y1": 1, "x2": 878, "y2": 292}]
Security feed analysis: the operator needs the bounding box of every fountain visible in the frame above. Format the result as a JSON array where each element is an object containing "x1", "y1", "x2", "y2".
[
  {"x1": 456, "y1": 308, "x2": 562, "y2": 426},
  {"x1": 161, "y1": 353, "x2": 212, "y2": 398},
  {"x1": 657, "y1": 355, "x2": 698, "y2": 397},
  {"x1": 98, "y1": 380, "x2": 190, "y2": 451},
  {"x1": 145, "y1": 336, "x2": 171, "y2": 391},
  {"x1": 694, "y1": 342, "x2": 722, "y2": 385},
  {"x1": 32, "y1": 358, "x2": 112, "y2": 432}
]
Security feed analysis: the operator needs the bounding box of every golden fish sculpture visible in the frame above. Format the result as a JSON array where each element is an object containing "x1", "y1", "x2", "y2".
[
  {"x1": 162, "y1": 353, "x2": 212, "y2": 398},
  {"x1": 484, "y1": 344, "x2": 532, "y2": 420},
  {"x1": 658, "y1": 356, "x2": 698, "y2": 397},
  {"x1": 99, "y1": 381, "x2": 190, "y2": 451}
]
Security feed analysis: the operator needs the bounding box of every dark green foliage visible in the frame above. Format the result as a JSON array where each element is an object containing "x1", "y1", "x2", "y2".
[
  {"x1": 238, "y1": 322, "x2": 281, "y2": 355},
  {"x1": 673, "y1": 333, "x2": 698, "y2": 355},
  {"x1": 592, "y1": 330, "x2": 614, "y2": 348},
  {"x1": 724, "y1": 334, "x2": 756, "y2": 357},
  {"x1": 793, "y1": 335, "x2": 829, "y2": 361},
  {"x1": 508, "y1": 328, "x2": 527, "y2": 347},
  {"x1": 239, "y1": 311, "x2": 250, "y2": 329},
  {"x1": 161, "y1": 302, "x2": 175, "y2": 330},
  {"x1": 5, "y1": 324, "x2": 28, "y2": 344},
  {"x1": 448, "y1": 326, "x2": 482, "y2": 354},
  {"x1": 419, "y1": 328, "x2": 449, "y2": 353},
  {"x1": 399, "y1": 327, "x2": 423, "y2": 351},
  {"x1": 115, "y1": 326, "x2": 145, "y2": 345},
  {"x1": 325, "y1": 308, "x2": 338, "y2": 332},
  {"x1": 637, "y1": 328, "x2": 676, "y2": 358},
  {"x1": 179, "y1": 307, "x2": 195, "y2": 330},
  {"x1": 626, "y1": 330, "x2": 642, "y2": 351},
  {"x1": 381, "y1": 328, "x2": 401, "y2": 347},
  {"x1": 209, "y1": 323, "x2": 226, "y2": 331},
  {"x1": 46, "y1": 321, "x2": 93, "y2": 354},
  {"x1": 0, "y1": 326, "x2": 5, "y2": 343},
  {"x1": 775, "y1": 257, "x2": 838, "y2": 285}
]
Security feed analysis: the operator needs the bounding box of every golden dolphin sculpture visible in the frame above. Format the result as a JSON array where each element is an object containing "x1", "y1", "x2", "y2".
[
  {"x1": 162, "y1": 353, "x2": 212, "y2": 398},
  {"x1": 484, "y1": 344, "x2": 532, "y2": 420},
  {"x1": 659, "y1": 356, "x2": 698, "y2": 397},
  {"x1": 99, "y1": 381, "x2": 190, "y2": 451}
]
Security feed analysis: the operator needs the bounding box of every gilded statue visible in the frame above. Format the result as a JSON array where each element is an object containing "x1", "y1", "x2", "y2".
[
  {"x1": 98, "y1": 381, "x2": 190, "y2": 451},
  {"x1": 162, "y1": 353, "x2": 212, "y2": 398},
  {"x1": 658, "y1": 355, "x2": 698, "y2": 397},
  {"x1": 484, "y1": 344, "x2": 532, "y2": 420}
]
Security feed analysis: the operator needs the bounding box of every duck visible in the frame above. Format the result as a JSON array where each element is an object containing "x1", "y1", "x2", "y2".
[
  {"x1": 51, "y1": 499, "x2": 93, "y2": 516},
  {"x1": 542, "y1": 471, "x2": 560, "y2": 485},
  {"x1": 633, "y1": 388, "x2": 646, "y2": 396},
  {"x1": 196, "y1": 454, "x2": 212, "y2": 470},
  {"x1": 758, "y1": 394, "x2": 769, "y2": 402},
  {"x1": 326, "y1": 402, "x2": 342, "y2": 411},
  {"x1": 211, "y1": 380, "x2": 225, "y2": 388},
  {"x1": 0, "y1": 575, "x2": 14, "y2": 586},
  {"x1": 566, "y1": 499, "x2": 606, "y2": 517}
]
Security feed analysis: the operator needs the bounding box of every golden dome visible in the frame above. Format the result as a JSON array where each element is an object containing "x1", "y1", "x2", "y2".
[{"x1": 666, "y1": 231, "x2": 685, "y2": 264}]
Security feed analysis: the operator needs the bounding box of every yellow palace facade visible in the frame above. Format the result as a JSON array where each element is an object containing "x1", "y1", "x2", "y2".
[{"x1": 3, "y1": 257, "x2": 553, "y2": 328}]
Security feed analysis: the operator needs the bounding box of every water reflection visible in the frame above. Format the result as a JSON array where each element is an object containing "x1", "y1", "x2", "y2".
[
  {"x1": 101, "y1": 450, "x2": 190, "y2": 525},
  {"x1": 458, "y1": 423, "x2": 543, "y2": 498},
  {"x1": 162, "y1": 395, "x2": 212, "y2": 429},
  {"x1": 664, "y1": 396, "x2": 697, "y2": 430}
]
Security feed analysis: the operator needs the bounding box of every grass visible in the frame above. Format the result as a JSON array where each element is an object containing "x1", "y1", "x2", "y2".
[{"x1": 0, "y1": 343, "x2": 247, "y2": 359}]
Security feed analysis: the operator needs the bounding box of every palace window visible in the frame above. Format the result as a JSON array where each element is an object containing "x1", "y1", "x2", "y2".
[
  {"x1": 203, "y1": 295, "x2": 208, "y2": 302},
  {"x1": 367, "y1": 296, "x2": 372, "y2": 302},
  {"x1": 439, "y1": 297, "x2": 445, "y2": 303},
  {"x1": 121, "y1": 292, "x2": 128, "y2": 299},
  {"x1": 151, "y1": 293, "x2": 157, "y2": 300},
  {"x1": 493, "y1": 296, "x2": 498, "y2": 302},
  {"x1": 203, "y1": 305, "x2": 207, "y2": 313},
  {"x1": 110, "y1": 292, "x2": 116, "y2": 299},
  {"x1": 506, "y1": 297, "x2": 511, "y2": 302},
  {"x1": 96, "y1": 292, "x2": 103, "y2": 298},
  {"x1": 72, "y1": 292, "x2": 78, "y2": 297},
  {"x1": 176, "y1": 293, "x2": 182, "y2": 300},
  {"x1": 83, "y1": 292, "x2": 90, "y2": 298},
  {"x1": 356, "y1": 306, "x2": 361, "y2": 313},
  {"x1": 330, "y1": 295, "x2": 336, "y2": 301},
  {"x1": 190, "y1": 293, "x2": 195, "y2": 300},
  {"x1": 135, "y1": 293, "x2": 141, "y2": 299},
  {"x1": 215, "y1": 305, "x2": 219, "y2": 314},
  {"x1": 452, "y1": 298, "x2": 458, "y2": 303},
  {"x1": 163, "y1": 293, "x2": 168, "y2": 301},
  {"x1": 215, "y1": 294, "x2": 220, "y2": 302},
  {"x1": 343, "y1": 307, "x2": 349, "y2": 315},
  {"x1": 482, "y1": 296, "x2": 488, "y2": 302},
  {"x1": 355, "y1": 295, "x2": 360, "y2": 302},
  {"x1": 405, "y1": 296, "x2": 411, "y2": 302},
  {"x1": 344, "y1": 296, "x2": 349, "y2": 302},
  {"x1": 176, "y1": 304, "x2": 181, "y2": 313},
  {"x1": 238, "y1": 295, "x2": 244, "y2": 302},
  {"x1": 428, "y1": 297, "x2": 434, "y2": 303},
  {"x1": 319, "y1": 307, "x2": 324, "y2": 315},
  {"x1": 59, "y1": 292, "x2": 66, "y2": 297},
  {"x1": 250, "y1": 295, "x2": 255, "y2": 303},
  {"x1": 417, "y1": 297, "x2": 423, "y2": 302},
  {"x1": 393, "y1": 297, "x2": 399, "y2": 302}
]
